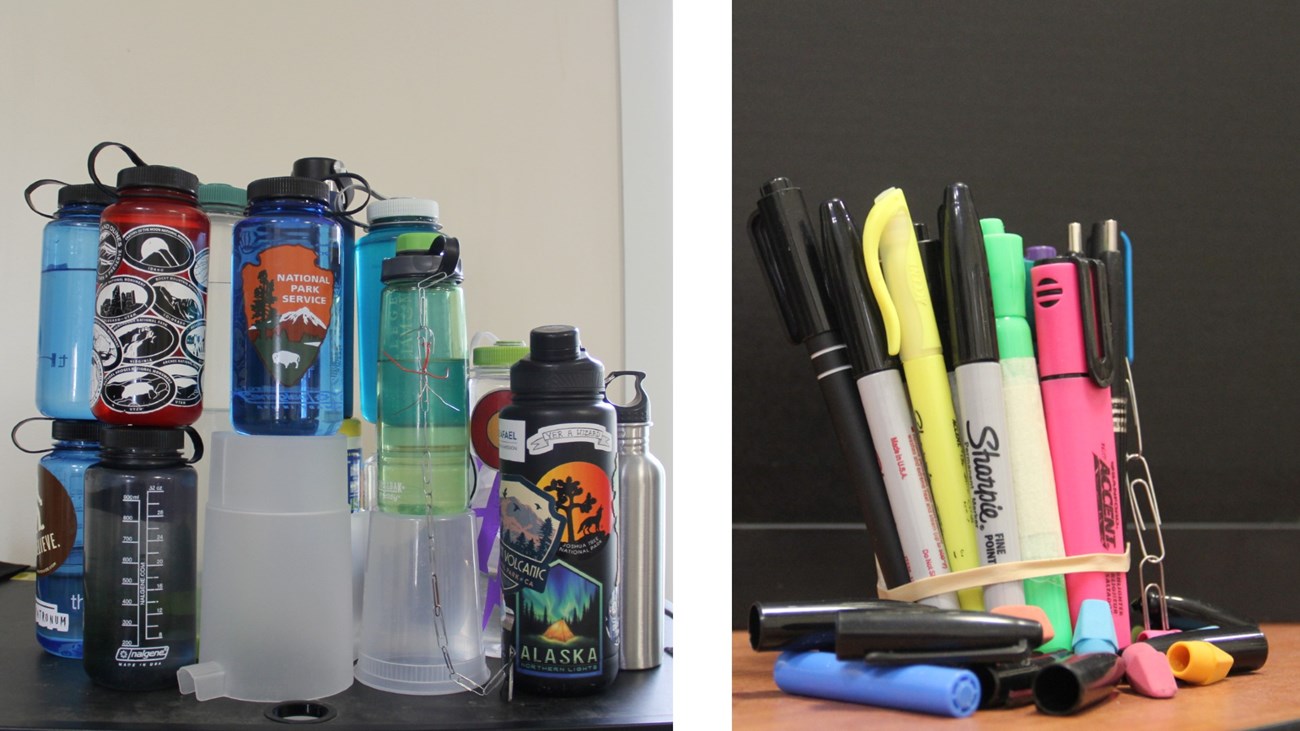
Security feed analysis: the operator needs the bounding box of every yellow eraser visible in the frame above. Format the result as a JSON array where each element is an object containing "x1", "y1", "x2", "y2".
[{"x1": 1167, "y1": 640, "x2": 1234, "y2": 685}]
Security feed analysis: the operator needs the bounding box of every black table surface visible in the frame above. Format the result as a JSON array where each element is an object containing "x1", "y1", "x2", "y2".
[{"x1": 0, "y1": 579, "x2": 672, "y2": 730}]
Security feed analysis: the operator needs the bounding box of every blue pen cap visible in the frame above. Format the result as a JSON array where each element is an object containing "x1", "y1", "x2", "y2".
[
  {"x1": 774, "y1": 650, "x2": 980, "y2": 718},
  {"x1": 1073, "y1": 599, "x2": 1119, "y2": 655}
]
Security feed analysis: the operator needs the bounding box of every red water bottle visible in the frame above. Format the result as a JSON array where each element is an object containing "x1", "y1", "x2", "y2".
[{"x1": 90, "y1": 144, "x2": 209, "y2": 427}]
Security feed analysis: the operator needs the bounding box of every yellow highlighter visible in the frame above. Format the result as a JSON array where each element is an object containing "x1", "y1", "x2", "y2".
[{"x1": 862, "y1": 188, "x2": 984, "y2": 611}]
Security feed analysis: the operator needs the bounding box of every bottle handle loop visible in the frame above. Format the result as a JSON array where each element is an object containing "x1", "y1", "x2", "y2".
[
  {"x1": 10, "y1": 417, "x2": 55, "y2": 454},
  {"x1": 182, "y1": 425, "x2": 205, "y2": 465},
  {"x1": 87, "y1": 141, "x2": 148, "y2": 198},
  {"x1": 23, "y1": 179, "x2": 71, "y2": 219}
]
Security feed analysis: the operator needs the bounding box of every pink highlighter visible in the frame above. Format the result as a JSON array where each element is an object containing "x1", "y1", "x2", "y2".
[{"x1": 1031, "y1": 255, "x2": 1130, "y2": 649}]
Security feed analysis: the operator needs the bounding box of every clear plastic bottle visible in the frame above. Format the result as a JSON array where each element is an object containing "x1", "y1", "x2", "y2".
[
  {"x1": 356, "y1": 198, "x2": 442, "y2": 423},
  {"x1": 34, "y1": 419, "x2": 100, "y2": 658},
  {"x1": 231, "y1": 177, "x2": 343, "y2": 436},
  {"x1": 83, "y1": 426, "x2": 199, "y2": 690},
  {"x1": 376, "y1": 232, "x2": 466, "y2": 515},
  {"x1": 468, "y1": 338, "x2": 529, "y2": 657},
  {"x1": 34, "y1": 184, "x2": 113, "y2": 420},
  {"x1": 196, "y1": 183, "x2": 245, "y2": 420}
]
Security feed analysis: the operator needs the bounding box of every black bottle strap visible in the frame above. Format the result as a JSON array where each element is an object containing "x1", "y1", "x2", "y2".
[
  {"x1": 10, "y1": 417, "x2": 54, "y2": 454},
  {"x1": 23, "y1": 179, "x2": 70, "y2": 219},
  {"x1": 87, "y1": 141, "x2": 148, "y2": 198}
]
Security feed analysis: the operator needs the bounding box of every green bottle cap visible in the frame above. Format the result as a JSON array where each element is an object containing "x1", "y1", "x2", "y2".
[
  {"x1": 199, "y1": 183, "x2": 246, "y2": 211},
  {"x1": 473, "y1": 340, "x2": 529, "y2": 367},
  {"x1": 396, "y1": 231, "x2": 441, "y2": 253},
  {"x1": 981, "y1": 217, "x2": 1034, "y2": 359}
]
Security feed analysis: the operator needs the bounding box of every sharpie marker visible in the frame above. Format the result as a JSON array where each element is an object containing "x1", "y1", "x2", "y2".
[
  {"x1": 748, "y1": 177, "x2": 911, "y2": 590},
  {"x1": 1032, "y1": 248, "x2": 1129, "y2": 648},
  {"x1": 819, "y1": 200, "x2": 958, "y2": 609},
  {"x1": 863, "y1": 188, "x2": 983, "y2": 611},
  {"x1": 939, "y1": 184, "x2": 1023, "y2": 609}
]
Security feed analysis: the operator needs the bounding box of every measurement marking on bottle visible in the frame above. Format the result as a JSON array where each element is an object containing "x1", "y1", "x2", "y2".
[{"x1": 117, "y1": 485, "x2": 170, "y2": 661}]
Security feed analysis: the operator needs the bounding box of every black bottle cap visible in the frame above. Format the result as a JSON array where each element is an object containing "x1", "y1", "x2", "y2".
[
  {"x1": 510, "y1": 325, "x2": 605, "y2": 396},
  {"x1": 748, "y1": 599, "x2": 935, "y2": 652},
  {"x1": 748, "y1": 177, "x2": 832, "y2": 344},
  {"x1": 99, "y1": 425, "x2": 185, "y2": 453},
  {"x1": 117, "y1": 165, "x2": 200, "y2": 196},
  {"x1": 51, "y1": 419, "x2": 100, "y2": 444},
  {"x1": 379, "y1": 232, "x2": 462, "y2": 283},
  {"x1": 915, "y1": 223, "x2": 956, "y2": 372},
  {"x1": 605, "y1": 371, "x2": 651, "y2": 423},
  {"x1": 57, "y1": 183, "x2": 115, "y2": 208},
  {"x1": 247, "y1": 176, "x2": 331, "y2": 205},
  {"x1": 1032, "y1": 652, "x2": 1124, "y2": 716},
  {"x1": 291, "y1": 157, "x2": 345, "y2": 181},
  {"x1": 818, "y1": 200, "x2": 897, "y2": 376},
  {"x1": 940, "y1": 183, "x2": 999, "y2": 366}
]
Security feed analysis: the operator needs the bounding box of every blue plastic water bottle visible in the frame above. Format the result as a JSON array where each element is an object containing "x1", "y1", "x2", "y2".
[
  {"x1": 34, "y1": 419, "x2": 100, "y2": 658},
  {"x1": 356, "y1": 198, "x2": 442, "y2": 423},
  {"x1": 29, "y1": 182, "x2": 114, "y2": 420},
  {"x1": 231, "y1": 177, "x2": 344, "y2": 435}
]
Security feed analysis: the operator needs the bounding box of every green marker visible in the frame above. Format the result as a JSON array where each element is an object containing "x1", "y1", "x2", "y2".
[{"x1": 981, "y1": 217, "x2": 1073, "y2": 653}]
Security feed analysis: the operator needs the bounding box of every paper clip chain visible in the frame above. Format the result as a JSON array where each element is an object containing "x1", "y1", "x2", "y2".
[{"x1": 1123, "y1": 359, "x2": 1170, "y2": 632}]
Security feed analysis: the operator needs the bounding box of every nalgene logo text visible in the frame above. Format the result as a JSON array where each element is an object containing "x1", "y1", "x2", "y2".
[{"x1": 115, "y1": 646, "x2": 170, "y2": 663}]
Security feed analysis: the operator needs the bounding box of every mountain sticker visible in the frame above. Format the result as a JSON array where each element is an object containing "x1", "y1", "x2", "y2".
[{"x1": 240, "y1": 245, "x2": 334, "y2": 387}]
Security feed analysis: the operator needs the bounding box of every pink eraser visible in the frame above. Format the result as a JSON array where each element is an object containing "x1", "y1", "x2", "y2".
[
  {"x1": 992, "y1": 605, "x2": 1053, "y2": 644},
  {"x1": 1137, "y1": 628, "x2": 1182, "y2": 642},
  {"x1": 1122, "y1": 643, "x2": 1178, "y2": 698}
]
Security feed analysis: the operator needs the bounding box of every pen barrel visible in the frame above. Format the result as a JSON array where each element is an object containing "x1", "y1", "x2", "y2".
[
  {"x1": 806, "y1": 333, "x2": 910, "y2": 589},
  {"x1": 900, "y1": 354, "x2": 982, "y2": 611},
  {"x1": 774, "y1": 651, "x2": 981, "y2": 718},
  {"x1": 856, "y1": 370, "x2": 959, "y2": 609},
  {"x1": 954, "y1": 362, "x2": 1024, "y2": 609}
]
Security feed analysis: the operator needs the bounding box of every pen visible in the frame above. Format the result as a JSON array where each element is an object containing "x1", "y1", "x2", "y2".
[
  {"x1": 1088, "y1": 220, "x2": 1129, "y2": 517},
  {"x1": 1031, "y1": 244, "x2": 1129, "y2": 648},
  {"x1": 939, "y1": 184, "x2": 1024, "y2": 609},
  {"x1": 862, "y1": 187, "x2": 983, "y2": 611},
  {"x1": 914, "y1": 224, "x2": 957, "y2": 398},
  {"x1": 834, "y1": 606, "x2": 1044, "y2": 664},
  {"x1": 819, "y1": 199, "x2": 959, "y2": 610},
  {"x1": 981, "y1": 217, "x2": 1072, "y2": 651},
  {"x1": 774, "y1": 652, "x2": 981, "y2": 718},
  {"x1": 748, "y1": 177, "x2": 911, "y2": 590}
]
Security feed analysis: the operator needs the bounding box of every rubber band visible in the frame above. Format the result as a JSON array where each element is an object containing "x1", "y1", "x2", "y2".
[{"x1": 876, "y1": 548, "x2": 1131, "y2": 604}]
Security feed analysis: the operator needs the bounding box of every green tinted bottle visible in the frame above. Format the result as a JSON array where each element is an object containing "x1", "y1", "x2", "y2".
[{"x1": 376, "y1": 233, "x2": 467, "y2": 515}]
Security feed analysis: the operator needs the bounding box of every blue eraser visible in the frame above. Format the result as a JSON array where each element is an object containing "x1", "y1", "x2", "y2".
[
  {"x1": 1073, "y1": 599, "x2": 1119, "y2": 655},
  {"x1": 774, "y1": 650, "x2": 980, "y2": 718}
]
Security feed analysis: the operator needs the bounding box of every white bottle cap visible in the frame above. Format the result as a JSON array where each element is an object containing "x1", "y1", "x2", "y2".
[{"x1": 366, "y1": 197, "x2": 439, "y2": 225}]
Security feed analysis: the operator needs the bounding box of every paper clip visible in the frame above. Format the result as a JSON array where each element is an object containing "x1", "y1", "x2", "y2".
[{"x1": 1123, "y1": 363, "x2": 1169, "y2": 632}]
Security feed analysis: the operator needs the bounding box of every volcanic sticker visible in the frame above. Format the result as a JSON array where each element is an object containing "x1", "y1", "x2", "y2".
[{"x1": 240, "y1": 245, "x2": 334, "y2": 387}]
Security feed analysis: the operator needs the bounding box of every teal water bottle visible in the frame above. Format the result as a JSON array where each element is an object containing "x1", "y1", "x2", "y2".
[{"x1": 376, "y1": 233, "x2": 466, "y2": 515}]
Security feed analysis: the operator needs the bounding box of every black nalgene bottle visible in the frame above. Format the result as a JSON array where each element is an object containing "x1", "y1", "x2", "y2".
[
  {"x1": 499, "y1": 325, "x2": 619, "y2": 694},
  {"x1": 83, "y1": 425, "x2": 200, "y2": 690}
]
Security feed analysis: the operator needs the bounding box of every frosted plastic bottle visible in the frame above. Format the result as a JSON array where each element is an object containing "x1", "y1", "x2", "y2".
[
  {"x1": 376, "y1": 232, "x2": 466, "y2": 514},
  {"x1": 83, "y1": 426, "x2": 199, "y2": 690},
  {"x1": 231, "y1": 177, "x2": 344, "y2": 436},
  {"x1": 196, "y1": 183, "x2": 245, "y2": 421},
  {"x1": 356, "y1": 198, "x2": 443, "y2": 423},
  {"x1": 34, "y1": 419, "x2": 100, "y2": 658},
  {"x1": 33, "y1": 183, "x2": 113, "y2": 420}
]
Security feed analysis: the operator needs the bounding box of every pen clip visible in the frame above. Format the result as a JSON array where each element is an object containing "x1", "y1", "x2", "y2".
[
  {"x1": 748, "y1": 208, "x2": 805, "y2": 344},
  {"x1": 860, "y1": 190, "x2": 903, "y2": 356},
  {"x1": 863, "y1": 639, "x2": 1034, "y2": 666},
  {"x1": 1075, "y1": 257, "x2": 1114, "y2": 388},
  {"x1": 1121, "y1": 230, "x2": 1135, "y2": 362}
]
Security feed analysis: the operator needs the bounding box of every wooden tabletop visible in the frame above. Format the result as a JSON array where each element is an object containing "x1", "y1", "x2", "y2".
[{"x1": 733, "y1": 625, "x2": 1300, "y2": 730}]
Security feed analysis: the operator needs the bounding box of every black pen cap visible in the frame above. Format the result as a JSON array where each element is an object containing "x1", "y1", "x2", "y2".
[
  {"x1": 1139, "y1": 626, "x2": 1269, "y2": 673},
  {"x1": 915, "y1": 223, "x2": 956, "y2": 372},
  {"x1": 834, "y1": 608, "x2": 1043, "y2": 661},
  {"x1": 1132, "y1": 593, "x2": 1261, "y2": 632},
  {"x1": 969, "y1": 651, "x2": 1070, "y2": 709},
  {"x1": 940, "y1": 183, "x2": 999, "y2": 366},
  {"x1": 748, "y1": 177, "x2": 832, "y2": 344},
  {"x1": 1033, "y1": 653, "x2": 1125, "y2": 715},
  {"x1": 817, "y1": 199, "x2": 898, "y2": 376},
  {"x1": 748, "y1": 599, "x2": 931, "y2": 652}
]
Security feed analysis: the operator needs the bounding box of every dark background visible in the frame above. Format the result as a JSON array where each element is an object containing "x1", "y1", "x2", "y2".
[{"x1": 733, "y1": 1, "x2": 1300, "y2": 628}]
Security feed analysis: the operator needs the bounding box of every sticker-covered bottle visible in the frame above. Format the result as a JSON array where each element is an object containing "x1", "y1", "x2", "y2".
[
  {"x1": 231, "y1": 177, "x2": 344, "y2": 436},
  {"x1": 92, "y1": 164, "x2": 209, "y2": 427},
  {"x1": 498, "y1": 325, "x2": 618, "y2": 695}
]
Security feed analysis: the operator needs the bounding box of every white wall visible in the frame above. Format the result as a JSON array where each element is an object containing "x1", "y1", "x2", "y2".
[{"x1": 0, "y1": 2, "x2": 666, "y2": 575}]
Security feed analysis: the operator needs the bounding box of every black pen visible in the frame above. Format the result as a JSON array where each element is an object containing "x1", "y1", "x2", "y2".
[
  {"x1": 748, "y1": 177, "x2": 910, "y2": 590},
  {"x1": 1087, "y1": 221, "x2": 1129, "y2": 509}
]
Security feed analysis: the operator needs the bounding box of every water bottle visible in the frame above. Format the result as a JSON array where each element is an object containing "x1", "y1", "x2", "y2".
[
  {"x1": 196, "y1": 183, "x2": 245, "y2": 420},
  {"x1": 91, "y1": 162, "x2": 209, "y2": 427},
  {"x1": 499, "y1": 325, "x2": 619, "y2": 695},
  {"x1": 231, "y1": 177, "x2": 344, "y2": 436},
  {"x1": 29, "y1": 181, "x2": 115, "y2": 420},
  {"x1": 376, "y1": 232, "x2": 466, "y2": 514},
  {"x1": 292, "y1": 157, "x2": 357, "y2": 419},
  {"x1": 468, "y1": 337, "x2": 529, "y2": 657},
  {"x1": 356, "y1": 198, "x2": 443, "y2": 423},
  {"x1": 26, "y1": 419, "x2": 100, "y2": 658},
  {"x1": 83, "y1": 425, "x2": 201, "y2": 690}
]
